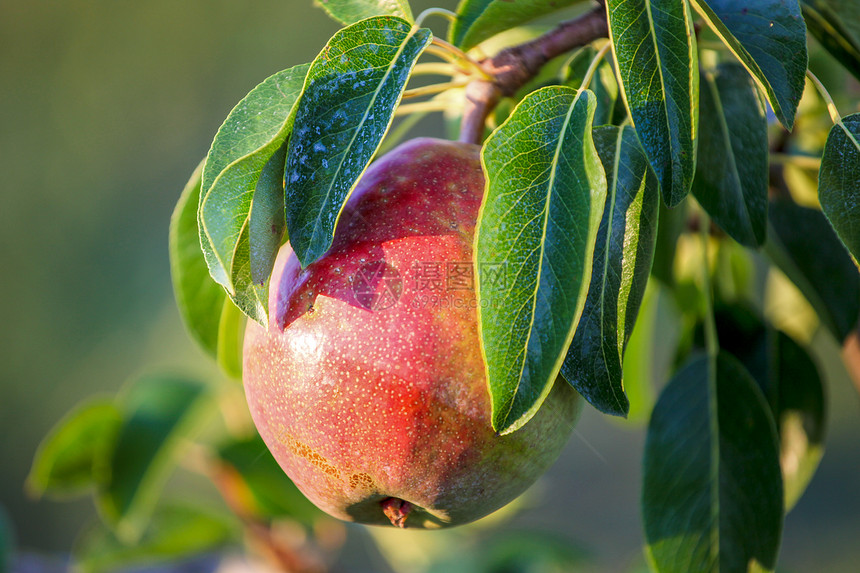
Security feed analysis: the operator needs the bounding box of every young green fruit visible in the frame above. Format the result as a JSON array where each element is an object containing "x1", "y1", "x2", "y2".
[{"x1": 243, "y1": 138, "x2": 581, "y2": 528}]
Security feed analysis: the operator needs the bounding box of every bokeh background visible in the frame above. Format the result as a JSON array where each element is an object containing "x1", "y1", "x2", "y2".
[{"x1": 2, "y1": 1, "x2": 859, "y2": 571}]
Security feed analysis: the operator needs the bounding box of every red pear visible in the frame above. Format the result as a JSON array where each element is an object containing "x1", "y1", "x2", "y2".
[{"x1": 243, "y1": 138, "x2": 581, "y2": 528}]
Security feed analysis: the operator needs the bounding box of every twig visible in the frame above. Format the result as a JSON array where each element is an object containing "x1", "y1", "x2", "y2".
[{"x1": 458, "y1": 3, "x2": 609, "y2": 143}]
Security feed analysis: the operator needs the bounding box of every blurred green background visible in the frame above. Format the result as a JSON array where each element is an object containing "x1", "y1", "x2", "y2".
[{"x1": 1, "y1": 1, "x2": 859, "y2": 571}]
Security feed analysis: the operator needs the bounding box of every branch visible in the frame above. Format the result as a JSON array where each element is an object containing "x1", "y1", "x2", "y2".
[{"x1": 459, "y1": 2, "x2": 609, "y2": 144}]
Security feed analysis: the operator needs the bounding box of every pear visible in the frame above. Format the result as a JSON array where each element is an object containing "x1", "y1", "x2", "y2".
[{"x1": 243, "y1": 138, "x2": 581, "y2": 528}]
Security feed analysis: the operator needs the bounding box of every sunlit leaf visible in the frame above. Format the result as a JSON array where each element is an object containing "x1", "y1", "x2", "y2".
[
  {"x1": 314, "y1": 0, "x2": 414, "y2": 25},
  {"x1": 285, "y1": 17, "x2": 432, "y2": 267},
  {"x1": 692, "y1": 62, "x2": 768, "y2": 247},
  {"x1": 607, "y1": 0, "x2": 699, "y2": 206},
  {"x1": 561, "y1": 125, "x2": 659, "y2": 417},
  {"x1": 169, "y1": 161, "x2": 226, "y2": 356},
  {"x1": 449, "y1": 0, "x2": 583, "y2": 51},
  {"x1": 216, "y1": 298, "x2": 245, "y2": 380},
  {"x1": 818, "y1": 113, "x2": 860, "y2": 265},
  {"x1": 801, "y1": 0, "x2": 860, "y2": 80},
  {"x1": 643, "y1": 352, "x2": 783, "y2": 573},
  {"x1": 198, "y1": 63, "x2": 309, "y2": 314},
  {"x1": 97, "y1": 376, "x2": 213, "y2": 543},
  {"x1": 766, "y1": 200, "x2": 860, "y2": 342},
  {"x1": 690, "y1": 0, "x2": 808, "y2": 128},
  {"x1": 74, "y1": 504, "x2": 235, "y2": 573},
  {"x1": 215, "y1": 434, "x2": 323, "y2": 522},
  {"x1": 477, "y1": 86, "x2": 606, "y2": 434},
  {"x1": 26, "y1": 398, "x2": 121, "y2": 499}
]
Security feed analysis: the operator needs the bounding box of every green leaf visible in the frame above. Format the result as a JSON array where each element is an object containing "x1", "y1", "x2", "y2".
[
  {"x1": 215, "y1": 434, "x2": 323, "y2": 522},
  {"x1": 690, "y1": 0, "x2": 808, "y2": 129},
  {"x1": 97, "y1": 376, "x2": 213, "y2": 543},
  {"x1": 216, "y1": 298, "x2": 245, "y2": 380},
  {"x1": 819, "y1": 113, "x2": 860, "y2": 265},
  {"x1": 169, "y1": 161, "x2": 226, "y2": 357},
  {"x1": 708, "y1": 304, "x2": 826, "y2": 510},
  {"x1": 314, "y1": 0, "x2": 414, "y2": 25},
  {"x1": 766, "y1": 200, "x2": 860, "y2": 342},
  {"x1": 285, "y1": 17, "x2": 432, "y2": 267},
  {"x1": 74, "y1": 504, "x2": 235, "y2": 573},
  {"x1": 27, "y1": 398, "x2": 121, "y2": 499},
  {"x1": 607, "y1": 0, "x2": 699, "y2": 207},
  {"x1": 477, "y1": 86, "x2": 607, "y2": 434},
  {"x1": 650, "y1": 200, "x2": 687, "y2": 285},
  {"x1": 692, "y1": 62, "x2": 768, "y2": 247},
  {"x1": 560, "y1": 125, "x2": 659, "y2": 417},
  {"x1": 802, "y1": 0, "x2": 860, "y2": 80},
  {"x1": 643, "y1": 352, "x2": 783, "y2": 573},
  {"x1": 198, "y1": 63, "x2": 310, "y2": 309},
  {"x1": 449, "y1": 0, "x2": 583, "y2": 51}
]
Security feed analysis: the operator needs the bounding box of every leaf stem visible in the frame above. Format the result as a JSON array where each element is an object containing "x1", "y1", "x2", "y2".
[
  {"x1": 394, "y1": 100, "x2": 452, "y2": 116},
  {"x1": 414, "y1": 7, "x2": 457, "y2": 28},
  {"x1": 411, "y1": 62, "x2": 459, "y2": 77},
  {"x1": 807, "y1": 70, "x2": 860, "y2": 154},
  {"x1": 402, "y1": 80, "x2": 469, "y2": 99},
  {"x1": 806, "y1": 70, "x2": 842, "y2": 126},
  {"x1": 580, "y1": 41, "x2": 611, "y2": 91},
  {"x1": 430, "y1": 37, "x2": 494, "y2": 80}
]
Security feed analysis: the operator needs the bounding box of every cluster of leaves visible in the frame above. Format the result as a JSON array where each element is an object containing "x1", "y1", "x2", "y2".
[{"x1": 31, "y1": 0, "x2": 859, "y2": 571}]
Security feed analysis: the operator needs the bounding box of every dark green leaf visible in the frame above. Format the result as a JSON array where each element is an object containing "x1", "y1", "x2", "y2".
[
  {"x1": 285, "y1": 17, "x2": 432, "y2": 267},
  {"x1": 314, "y1": 0, "x2": 414, "y2": 25},
  {"x1": 216, "y1": 298, "x2": 245, "y2": 380},
  {"x1": 199, "y1": 63, "x2": 309, "y2": 315},
  {"x1": 766, "y1": 200, "x2": 860, "y2": 342},
  {"x1": 97, "y1": 376, "x2": 213, "y2": 543},
  {"x1": 449, "y1": 0, "x2": 583, "y2": 51},
  {"x1": 801, "y1": 0, "x2": 860, "y2": 80},
  {"x1": 707, "y1": 305, "x2": 826, "y2": 510},
  {"x1": 216, "y1": 434, "x2": 323, "y2": 522},
  {"x1": 650, "y1": 200, "x2": 687, "y2": 285},
  {"x1": 607, "y1": 0, "x2": 699, "y2": 206},
  {"x1": 692, "y1": 62, "x2": 768, "y2": 247},
  {"x1": 819, "y1": 113, "x2": 860, "y2": 265},
  {"x1": 477, "y1": 86, "x2": 607, "y2": 434},
  {"x1": 690, "y1": 0, "x2": 808, "y2": 129},
  {"x1": 74, "y1": 504, "x2": 235, "y2": 573},
  {"x1": 562, "y1": 46, "x2": 622, "y2": 127},
  {"x1": 561, "y1": 125, "x2": 659, "y2": 417},
  {"x1": 27, "y1": 398, "x2": 121, "y2": 499},
  {"x1": 169, "y1": 161, "x2": 226, "y2": 357},
  {"x1": 643, "y1": 352, "x2": 783, "y2": 573}
]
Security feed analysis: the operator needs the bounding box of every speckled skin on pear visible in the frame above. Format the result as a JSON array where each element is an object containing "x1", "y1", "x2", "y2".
[{"x1": 243, "y1": 138, "x2": 581, "y2": 528}]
